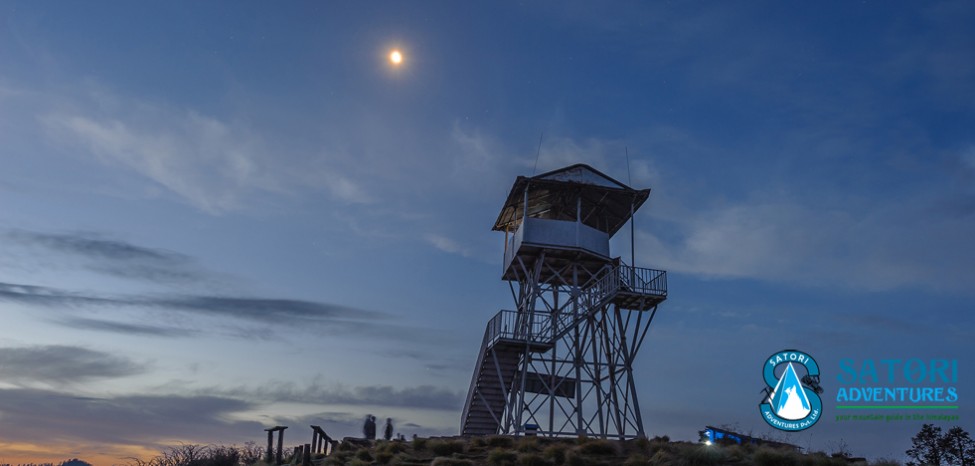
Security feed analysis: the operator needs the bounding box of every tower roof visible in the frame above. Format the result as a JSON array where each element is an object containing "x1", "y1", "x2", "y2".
[{"x1": 492, "y1": 163, "x2": 651, "y2": 236}]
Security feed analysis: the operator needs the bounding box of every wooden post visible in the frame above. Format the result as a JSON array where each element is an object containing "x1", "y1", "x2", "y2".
[
  {"x1": 275, "y1": 427, "x2": 286, "y2": 465},
  {"x1": 310, "y1": 425, "x2": 332, "y2": 455},
  {"x1": 264, "y1": 426, "x2": 288, "y2": 464},
  {"x1": 310, "y1": 425, "x2": 320, "y2": 454},
  {"x1": 265, "y1": 430, "x2": 274, "y2": 463},
  {"x1": 302, "y1": 444, "x2": 312, "y2": 466}
]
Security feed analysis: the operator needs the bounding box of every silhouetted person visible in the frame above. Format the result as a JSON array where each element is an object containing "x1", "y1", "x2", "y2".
[
  {"x1": 363, "y1": 414, "x2": 377, "y2": 440},
  {"x1": 384, "y1": 418, "x2": 394, "y2": 441}
]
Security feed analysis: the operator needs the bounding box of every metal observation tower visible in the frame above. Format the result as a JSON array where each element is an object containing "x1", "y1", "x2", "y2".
[{"x1": 461, "y1": 164, "x2": 668, "y2": 439}]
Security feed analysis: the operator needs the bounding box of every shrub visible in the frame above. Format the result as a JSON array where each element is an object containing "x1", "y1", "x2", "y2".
[
  {"x1": 337, "y1": 441, "x2": 360, "y2": 452},
  {"x1": 430, "y1": 458, "x2": 473, "y2": 466},
  {"x1": 870, "y1": 460, "x2": 902, "y2": 466},
  {"x1": 517, "y1": 452, "x2": 550, "y2": 466},
  {"x1": 753, "y1": 447, "x2": 798, "y2": 466},
  {"x1": 797, "y1": 452, "x2": 849, "y2": 466},
  {"x1": 323, "y1": 451, "x2": 352, "y2": 466},
  {"x1": 679, "y1": 443, "x2": 727, "y2": 466},
  {"x1": 722, "y1": 444, "x2": 747, "y2": 462},
  {"x1": 623, "y1": 453, "x2": 649, "y2": 466},
  {"x1": 375, "y1": 450, "x2": 394, "y2": 464},
  {"x1": 563, "y1": 452, "x2": 588, "y2": 466},
  {"x1": 647, "y1": 439, "x2": 675, "y2": 457},
  {"x1": 487, "y1": 436, "x2": 516, "y2": 448},
  {"x1": 412, "y1": 437, "x2": 428, "y2": 451},
  {"x1": 575, "y1": 439, "x2": 619, "y2": 456},
  {"x1": 488, "y1": 449, "x2": 519, "y2": 466},
  {"x1": 376, "y1": 441, "x2": 409, "y2": 456},
  {"x1": 388, "y1": 452, "x2": 422, "y2": 466},
  {"x1": 632, "y1": 437, "x2": 651, "y2": 454},
  {"x1": 127, "y1": 443, "x2": 267, "y2": 466},
  {"x1": 354, "y1": 448, "x2": 373, "y2": 462},
  {"x1": 517, "y1": 437, "x2": 541, "y2": 453},
  {"x1": 429, "y1": 439, "x2": 466, "y2": 456},
  {"x1": 648, "y1": 449, "x2": 673, "y2": 465},
  {"x1": 542, "y1": 444, "x2": 568, "y2": 465}
]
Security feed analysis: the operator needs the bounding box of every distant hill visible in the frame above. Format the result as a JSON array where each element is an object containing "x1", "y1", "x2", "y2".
[
  {"x1": 59, "y1": 460, "x2": 93, "y2": 466},
  {"x1": 268, "y1": 435, "x2": 892, "y2": 466},
  {"x1": 0, "y1": 460, "x2": 91, "y2": 466}
]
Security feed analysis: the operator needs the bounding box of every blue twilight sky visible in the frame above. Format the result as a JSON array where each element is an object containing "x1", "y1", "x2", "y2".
[{"x1": 1, "y1": 1, "x2": 973, "y2": 464}]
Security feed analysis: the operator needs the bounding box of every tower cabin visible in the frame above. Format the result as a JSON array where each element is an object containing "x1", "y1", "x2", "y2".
[{"x1": 494, "y1": 163, "x2": 650, "y2": 287}]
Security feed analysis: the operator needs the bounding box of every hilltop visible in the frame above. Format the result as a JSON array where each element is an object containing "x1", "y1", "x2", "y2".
[{"x1": 245, "y1": 435, "x2": 901, "y2": 466}]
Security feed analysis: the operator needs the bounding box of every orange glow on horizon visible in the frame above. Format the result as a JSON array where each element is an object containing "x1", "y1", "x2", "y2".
[{"x1": 0, "y1": 440, "x2": 161, "y2": 466}]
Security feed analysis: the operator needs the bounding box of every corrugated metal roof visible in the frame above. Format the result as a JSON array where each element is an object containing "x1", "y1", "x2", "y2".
[{"x1": 492, "y1": 163, "x2": 651, "y2": 237}]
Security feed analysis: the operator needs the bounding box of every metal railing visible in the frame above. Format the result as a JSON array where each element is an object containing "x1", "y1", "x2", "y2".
[
  {"x1": 539, "y1": 263, "x2": 667, "y2": 340},
  {"x1": 617, "y1": 264, "x2": 667, "y2": 297},
  {"x1": 484, "y1": 309, "x2": 551, "y2": 348},
  {"x1": 485, "y1": 264, "x2": 667, "y2": 349}
]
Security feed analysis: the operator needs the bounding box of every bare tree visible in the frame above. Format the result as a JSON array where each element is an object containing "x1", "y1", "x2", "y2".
[{"x1": 126, "y1": 443, "x2": 265, "y2": 466}]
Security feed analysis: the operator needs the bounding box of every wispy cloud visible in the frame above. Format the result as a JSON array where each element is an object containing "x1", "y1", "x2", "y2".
[
  {"x1": 423, "y1": 233, "x2": 472, "y2": 258},
  {"x1": 153, "y1": 295, "x2": 387, "y2": 323},
  {"x1": 0, "y1": 280, "x2": 380, "y2": 321},
  {"x1": 0, "y1": 281, "x2": 116, "y2": 307},
  {"x1": 45, "y1": 111, "x2": 271, "y2": 213},
  {"x1": 0, "y1": 345, "x2": 144, "y2": 385},
  {"x1": 639, "y1": 194, "x2": 975, "y2": 293},
  {"x1": 40, "y1": 93, "x2": 371, "y2": 213},
  {"x1": 59, "y1": 317, "x2": 197, "y2": 338},
  {"x1": 371, "y1": 348, "x2": 470, "y2": 373},
  {"x1": 221, "y1": 382, "x2": 464, "y2": 411},
  {"x1": 0, "y1": 388, "x2": 261, "y2": 450},
  {"x1": 5, "y1": 229, "x2": 210, "y2": 285},
  {"x1": 960, "y1": 145, "x2": 975, "y2": 178},
  {"x1": 0, "y1": 280, "x2": 421, "y2": 342}
]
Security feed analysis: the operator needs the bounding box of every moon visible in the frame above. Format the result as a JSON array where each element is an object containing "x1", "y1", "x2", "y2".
[{"x1": 389, "y1": 50, "x2": 403, "y2": 65}]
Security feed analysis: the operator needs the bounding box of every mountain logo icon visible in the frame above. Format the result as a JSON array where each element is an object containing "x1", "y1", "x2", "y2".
[{"x1": 759, "y1": 349, "x2": 823, "y2": 432}]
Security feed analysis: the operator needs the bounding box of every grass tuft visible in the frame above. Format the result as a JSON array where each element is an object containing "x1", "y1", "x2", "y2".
[
  {"x1": 574, "y1": 439, "x2": 619, "y2": 456},
  {"x1": 486, "y1": 436, "x2": 516, "y2": 449},
  {"x1": 753, "y1": 447, "x2": 799, "y2": 466},
  {"x1": 430, "y1": 458, "x2": 474, "y2": 466},
  {"x1": 412, "y1": 436, "x2": 429, "y2": 451},
  {"x1": 428, "y1": 439, "x2": 466, "y2": 456},
  {"x1": 488, "y1": 448, "x2": 519, "y2": 466},
  {"x1": 517, "y1": 452, "x2": 550, "y2": 466},
  {"x1": 541, "y1": 444, "x2": 568, "y2": 466}
]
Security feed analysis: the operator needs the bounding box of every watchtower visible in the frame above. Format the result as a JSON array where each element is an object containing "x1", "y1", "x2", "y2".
[{"x1": 460, "y1": 164, "x2": 668, "y2": 439}]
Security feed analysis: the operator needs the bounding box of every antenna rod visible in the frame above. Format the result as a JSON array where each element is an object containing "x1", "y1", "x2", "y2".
[
  {"x1": 626, "y1": 147, "x2": 635, "y2": 270},
  {"x1": 532, "y1": 132, "x2": 544, "y2": 176},
  {"x1": 625, "y1": 146, "x2": 632, "y2": 185},
  {"x1": 631, "y1": 197, "x2": 636, "y2": 271}
]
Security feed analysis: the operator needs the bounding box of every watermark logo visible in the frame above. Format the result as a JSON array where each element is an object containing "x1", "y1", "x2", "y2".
[
  {"x1": 760, "y1": 349, "x2": 823, "y2": 431},
  {"x1": 834, "y1": 358, "x2": 960, "y2": 423}
]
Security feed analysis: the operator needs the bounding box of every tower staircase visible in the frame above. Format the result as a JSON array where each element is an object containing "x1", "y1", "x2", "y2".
[{"x1": 461, "y1": 262, "x2": 666, "y2": 436}]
